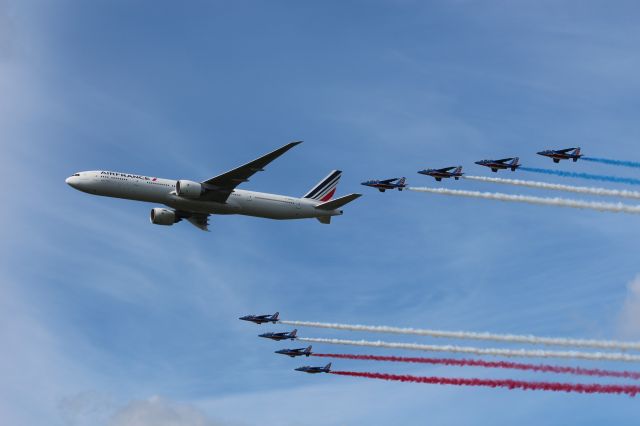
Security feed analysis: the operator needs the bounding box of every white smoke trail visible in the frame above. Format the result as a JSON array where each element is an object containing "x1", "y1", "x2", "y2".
[
  {"x1": 280, "y1": 320, "x2": 640, "y2": 351},
  {"x1": 463, "y1": 175, "x2": 640, "y2": 200},
  {"x1": 408, "y1": 187, "x2": 640, "y2": 214},
  {"x1": 298, "y1": 337, "x2": 640, "y2": 363}
]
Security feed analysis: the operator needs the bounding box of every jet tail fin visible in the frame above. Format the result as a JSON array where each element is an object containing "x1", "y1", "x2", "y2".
[
  {"x1": 304, "y1": 170, "x2": 342, "y2": 202},
  {"x1": 290, "y1": 329, "x2": 297, "y2": 338},
  {"x1": 316, "y1": 216, "x2": 331, "y2": 225},
  {"x1": 315, "y1": 194, "x2": 362, "y2": 211},
  {"x1": 511, "y1": 157, "x2": 520, "y2": 170},
  {"x1": 305, "y1": 346, "x2": 312, "y2": 354},
  {"x1": 272, "y1": 312, "x2": 279, "y2": 321},
  {"x1": 325, "y1": 363, "x2": 332, "y2": 371},
  {"x1": 397, "y1": 177, "x2": 406, "y2": 187},
  {"x1": 454, "y1": 166, "x2": 463, "y2": 174}
]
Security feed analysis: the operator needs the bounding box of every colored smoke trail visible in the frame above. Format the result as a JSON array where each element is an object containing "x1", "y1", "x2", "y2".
[
  {"x1": 330, "y1": 371, "x2": 640, "y2": 396},
  {"x1": 462, "y1": 176, "x2": 640, "y2": 200},
  {"x1": 281, "y1": 321, "x2": 640, "y2": 351},
  {"x1": 583, "y1": 157, "x2": 640, "y2": 169},
  {"x1": 313, "y1": 353, "x2": 640, "y2": 380},
  {"x1": 407, "y1": 187, "x2": 640, "y2": 215},
  {"x1": 298, "y1": 337, "x2": 640, "y2": 362},
  {"x1": 519, "y1": 166, "x2": 640, "y2": 185}
]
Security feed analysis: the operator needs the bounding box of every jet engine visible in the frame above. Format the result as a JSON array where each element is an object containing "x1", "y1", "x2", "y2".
[
  {"x1": 150, "y1": 208, "x2": 178, "y2": 226},
  {"x1": 176, "y1": 180, "x2": 204, "y2": 198}
]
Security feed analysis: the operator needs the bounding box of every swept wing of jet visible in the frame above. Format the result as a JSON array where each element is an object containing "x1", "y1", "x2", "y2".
[
  {"x1": 475, "y1": 157, "x2": 520, "y2": 172},
  {"x1": 295, "y1": 363, "x2": 331, "y2": 374},
  {"x1": 275, "y1": 345, "x2": 312, "y2": 357},
  {"x1": 537, "y1": 147, "x2": 582, "y2": 163},
  {"x1": 239, "y1": 312, "x2": 279, "y2": 325},
  {"x1": 418, "y1": 166, "x2": 463, "y2": 181},
  {"x1": 194, "y1": 142, "x2": 302, "y2": 203},
  {"x1": 259, "y1": 329, "x2": 297, "y2": 341},
  {"x1": 360, "y1": 177, "x2": 407, "y2": 192}
]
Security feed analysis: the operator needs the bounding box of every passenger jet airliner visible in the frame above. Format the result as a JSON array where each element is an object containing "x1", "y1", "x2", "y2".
[{"x1": 66, "y1": 142, "x2": 361, "y2": 231}]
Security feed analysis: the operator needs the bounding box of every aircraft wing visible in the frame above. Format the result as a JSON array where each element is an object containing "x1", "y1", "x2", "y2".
[
  {"x1": 380, "y1": 178, "x2": 399, "y2": 183},
  {"x1": 436, "y1": 167, "x2": 455, "y2": 172},
  {"x1": 495, "y1": 157, "x2": 514, "y2": 163},
  {"x1": 557, "y1": 147, "x2": 576, "y2": 153},
  {"x1": 200, "y1": 141, "x2": 302, "y2": 202},
  {"x1": 187, "y1": 214, "x2": 210, "y2": 231}
]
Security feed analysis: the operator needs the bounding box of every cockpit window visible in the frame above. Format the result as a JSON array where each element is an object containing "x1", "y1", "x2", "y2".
[{"x1": 73, "y1": 173, "x2": 80, "y2": 176}]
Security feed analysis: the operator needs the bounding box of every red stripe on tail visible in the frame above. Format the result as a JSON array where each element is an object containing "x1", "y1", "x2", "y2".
[{"x1": 320, "y1": 188, "x2": 337, "y2": 202}]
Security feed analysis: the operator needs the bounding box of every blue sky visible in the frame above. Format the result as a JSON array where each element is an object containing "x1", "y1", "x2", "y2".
[{"x1": 2, "y1": 1, "x2": 640, "y2": 424}]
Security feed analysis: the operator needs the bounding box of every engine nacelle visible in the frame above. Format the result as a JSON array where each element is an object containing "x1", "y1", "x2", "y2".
[
  {"x1": 150, "y1": 208, "x2": 177, "y2": 226},
  {"x1": 176, "y1": 180, "x2": 203, "y2": 198}
]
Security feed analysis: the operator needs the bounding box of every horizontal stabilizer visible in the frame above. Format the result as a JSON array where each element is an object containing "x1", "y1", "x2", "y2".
[
  {"x1": 316, "y1": 216, "x2": 331, "y2": 224},
  {"x1": 315, "y1": 193, "x2": 361, "y2": 210}
]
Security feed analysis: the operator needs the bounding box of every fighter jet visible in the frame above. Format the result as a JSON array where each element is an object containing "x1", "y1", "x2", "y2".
[
  {"x1": 259, "y1": 329, "x2": 297, "y2": 341},
  {"x1": 239, "y1": 312, "x2": 279, "y2": 325},
  {"x1": 475, "y1": 157, "x2": 520, "y2": 172},
  {"x1": 418, "y1": 166, "x2": 463, "y2": 181},
  {"x1": 275, "y1": 346, "x2": 312, "y2": 358},
  {"x1": 295, "y1": 363, "x2": 331, "y2": 374},
  {"x1": 361, "y1": 177, "x2": 407, "y2": 192},
  {"x1": 537, "y1": 147, "x2": 582, "y2": 163}
]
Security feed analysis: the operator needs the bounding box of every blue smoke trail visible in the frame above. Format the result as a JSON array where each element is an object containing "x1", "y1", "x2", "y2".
[
  {"x1": 582, "y1": 157, "x2": 640, "y2": 169},
  {"x1": 519, "y1": 167, "x2": 640, "y2": 185}
]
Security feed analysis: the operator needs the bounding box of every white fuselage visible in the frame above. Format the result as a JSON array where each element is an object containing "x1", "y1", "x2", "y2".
[{"x1": 65, "y1": 171, "x2": 342, "y2": 220}]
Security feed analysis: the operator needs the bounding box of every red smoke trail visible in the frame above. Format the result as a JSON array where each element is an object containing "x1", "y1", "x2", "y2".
[
  {"x1": 330, "y1": 371, "x2": 640, "y2": 396},
  {"x1": 313, "y1": 353, "x2": 640, "y2": 380}
]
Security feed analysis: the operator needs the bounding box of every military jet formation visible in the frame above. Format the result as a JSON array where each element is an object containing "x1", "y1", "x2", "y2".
[
  {"x1": 295, "y1": 363, "x2": 331, "y2": 374},
  {"x1": 239, "y1": 312, "x2": 280, "y2": 324},
  {"x1": 537, "y1": 147, "x2": 582, "y2": 163},
  {"x1": 259, "y1": 329, "x2": 297, "y2": 341},
  {"x1": 361, "y1": 177, "x2": 407, "y2": 192},
  {"x1": 241, "y1": 312, "x2": 331, "y2": 374},
  {"x1": 475, "y1": 157, "x2": 520, "y2": 172},
  {"x1": 275, "y1": 346, "x2": 312, "y2": 357},
  {"x1": 361, "y1": 147, "x2": 581, "y2": 191},
  {"x1": 418, "y1": 166, "x2": 463, "y2": 181}
]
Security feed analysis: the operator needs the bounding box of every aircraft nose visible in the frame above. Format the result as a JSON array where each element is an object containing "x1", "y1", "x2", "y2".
[{"x1": 65, "y1": 176, "x2": 78, "y2": 188}]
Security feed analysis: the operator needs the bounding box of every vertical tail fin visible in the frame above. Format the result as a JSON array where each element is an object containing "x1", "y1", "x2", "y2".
[
  {"x1": 453, "y1": 166, "x2": 462, "y2": 175},
  {"x1": 397, "y1": 177, "x2": 406, "y2": 187},
  {"x1": 574, "y1": 147, "x2": 581, "y2": 156},
  {"x1": 290, "y1": 329, "x2": 297, "y2": 338},
  {"x1": 325, "y1": 363, "x2": 332, "y2": 371},
  {"x1": 272, "y1": 312, "x2": 279, "y2": 322},
  {"x1": 511, "y1": 157, "x2": 519, "y2": 170},
  {"x1": 305, "y1": 346, "x2": 312, "y2": 355},
  {"x1": 303, "y1": 170, "x2": 342, "y2": 202}
]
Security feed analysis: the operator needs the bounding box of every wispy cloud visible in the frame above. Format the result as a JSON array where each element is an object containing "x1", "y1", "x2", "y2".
[
  {"x1": 617, "y1": 275, "x2": 640, "y2": 339},
  {"x1": 108, "y1": 396, "x2": 226, "y2": 426}
]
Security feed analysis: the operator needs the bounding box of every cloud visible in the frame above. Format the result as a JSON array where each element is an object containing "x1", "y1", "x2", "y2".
[
  {"x1": 617, "y1": 275, "x2": 640, "y2": 338},
  {"x1": 108, "y1": 396, "x2": 225, "y2": 426}
]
